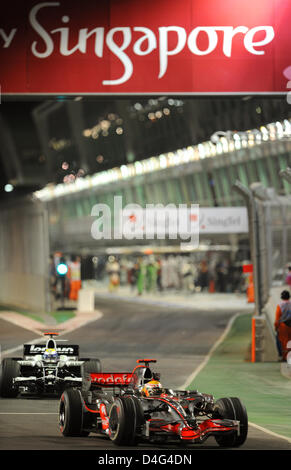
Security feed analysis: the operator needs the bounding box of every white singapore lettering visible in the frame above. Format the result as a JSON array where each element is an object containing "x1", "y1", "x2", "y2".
[
  {"x1": 28, "y1": 2, "x2": 275, "y2": 85},
  {"x1": 0, "y1": 28, "x2": 17, "y2": 48}
]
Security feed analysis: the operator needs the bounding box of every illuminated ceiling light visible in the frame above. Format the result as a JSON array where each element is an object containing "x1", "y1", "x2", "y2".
[
  {"x1": 4, "y1": 184, "x2": 14, "y2": 192},
  {"x1": 209, "y1": 143, "x2": 217, "y2": 156},
  {"x1": 148, "y1": 112, "x2": 155, "y2": 120},
  {"x1": 267, "y1": 123, "x2": 276, "y2": 140},
  {"x1": 163, "y1": 108, "x2": 170, "y2": 115},
  {"x1": 159, "y1": 154, "x2": 168, "y2": 169},
  {"x1": 186, "y1": 146, "x2": 194, "y2": 159},
  {"x1": 275, "y1": 121, "x2": 284, "y2": 138},
  {"x1": 256, "y1": 106, "x2": 262, "y2": 114},
  {"x1": 260, "y1": 126, "x2": 269, "y2": 141},
  {"x1": 120, "y1": 165, "x2": 129, "y2": 178},
  {"x1": 247, "y1": 131, "x2": 255, "y2": 147},
  {"x1": 233, "y1": 133, "x2": 242, "y2": 150},
  {"x1": 216, "y1": 142, "x2": 223, "y2": 154},
  {"x1": 34, "y1": 116, "x2": 291, "y2": 202},
  {"x1": 134, "y1": 103, "x2": 142, "y2": 110},
  {"x1": 134, "y1": 161, "x2": 143, "y2": 174},
  {"x1": 198, "y1": 143, "x2": 206, "y2": 158},
  {"x1": 155, "y1": 111, "x2": 163, "y2": 118},
  {"x1": 116, "y1": 127, "x2": 123, "y2": 135},
  {"x1": 168, "y1": 99, "x2": 174, "y2": 105}
]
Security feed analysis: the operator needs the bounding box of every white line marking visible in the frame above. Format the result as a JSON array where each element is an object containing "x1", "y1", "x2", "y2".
[
  {"x1": 1, "y1": 337, "x2": 45, "y2": 358},
  {"x1": 181, "y1": 313, "x2": 240, "y2": 389},
  {"x1": 0, "y1": 413, "x2": 58, "y2": 415},
  {"x1": 182, "y1": 312, "x2": 291, "y2": 445},
  {"x1": 249, "y1": 421, "x2": 291, "y2": 445},
  {"x1": 1, "y1": 312, "x2": 103, "y2": 356}
]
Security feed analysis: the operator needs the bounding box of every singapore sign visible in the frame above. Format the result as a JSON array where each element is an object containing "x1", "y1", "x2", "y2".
[{"x1": 0, "y1": 0, "x2": 290, "y2": 94}]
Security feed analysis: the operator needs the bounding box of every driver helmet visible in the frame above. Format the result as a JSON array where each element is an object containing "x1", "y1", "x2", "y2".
[
  {"x1": 142, "y1": 380, "x2": 162, "y2": 397},
  {"x1": 43, "y1": 348, "x2": 59, "y2": 362}
]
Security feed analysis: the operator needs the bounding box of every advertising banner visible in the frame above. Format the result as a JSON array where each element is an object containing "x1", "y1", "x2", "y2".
[{"x1": 1, "y1": 0, "x2": 291, "y2": 94}]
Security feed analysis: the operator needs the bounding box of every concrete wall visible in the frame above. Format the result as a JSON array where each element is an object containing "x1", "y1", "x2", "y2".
[{"x1": 0, "y1": 198, "x2": 50, "y2": 312}]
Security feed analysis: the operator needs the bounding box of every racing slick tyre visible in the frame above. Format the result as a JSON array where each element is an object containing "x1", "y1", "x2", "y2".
[
  {"x1": 0, "y1": 358, "x2": 20, "y2": 398},
  {"x1": 59, "y1": 388, "x2": 89, "y2": 437},
  {"x1": 213, "y1": 397, "x2": 248, "y2": 447},
  {"x1": 108, "y1": 396, "x2": 143, "y2": 446},
  {"x1": 83, "y1": 359, "x2": 102, "y2": 375}
]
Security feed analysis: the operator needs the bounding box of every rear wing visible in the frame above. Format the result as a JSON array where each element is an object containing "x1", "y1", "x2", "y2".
[
  {"x1": 23, "y1": 344, "x2": 79, "y2": 356},
  {"x1": 90, "y1": 373, "x2": 133, "y2": 387}
]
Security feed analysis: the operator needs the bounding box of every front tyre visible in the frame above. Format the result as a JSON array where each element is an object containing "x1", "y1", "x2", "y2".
[
  {"x1": 213, "y1": 397, "x2": 248, "y2": 447},
  {"x1": 0, "y1": 358, "x2": 20, "y2": 398},
  {"x1": 108, "y1": 396, "x2": 142, "y2": 446},
  {"x1": 59, "y1": 388, "x2": 89, "y2": 436}
]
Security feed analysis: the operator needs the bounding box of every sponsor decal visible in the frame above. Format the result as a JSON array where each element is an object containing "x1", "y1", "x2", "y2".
[
  {"x1": 28, "y1": 344, "x2": 74, "y2": 354},
  {"x1": 91, "y1": 373, "x2": 133, "y2": 385}
]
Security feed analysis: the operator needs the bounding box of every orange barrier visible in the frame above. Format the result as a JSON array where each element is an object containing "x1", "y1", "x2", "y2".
[
  {"x1": 247, "y1": 273, "x2": 254, "y2": 303},
  {"x1": 209, "y1": 280, "x2": 215, "y2": 293}
]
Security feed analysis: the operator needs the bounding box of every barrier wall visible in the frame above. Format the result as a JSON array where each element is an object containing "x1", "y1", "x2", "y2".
[{"x1": 0, "y1": 197, "x2": 50, "y2": 312}]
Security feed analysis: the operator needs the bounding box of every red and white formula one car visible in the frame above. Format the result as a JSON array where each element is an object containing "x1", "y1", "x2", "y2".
[{"x1": 59, "y1": 359, "x2": 248, "y2": 447}]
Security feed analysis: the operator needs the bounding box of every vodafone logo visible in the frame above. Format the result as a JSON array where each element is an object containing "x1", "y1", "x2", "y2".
[
  {"x1": 1, "y1": 2, "x2": 275, "y2": 87},
  {"x1": 91, "y1": 373, "x2": 132, "y2": 385}
]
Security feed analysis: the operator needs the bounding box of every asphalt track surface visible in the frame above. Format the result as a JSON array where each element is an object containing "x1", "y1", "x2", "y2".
[{"x1": 0, "y1": 297, "x2": 290, "y2": 451}]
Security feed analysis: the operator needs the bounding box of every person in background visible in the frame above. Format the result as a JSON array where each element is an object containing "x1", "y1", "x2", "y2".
[
  {"x1": 68, "y1": 255, "x2": 82, "y2": 301},
  {"x1": 274, "y1": 290, "x2": 291, "y2": 361},
  {"x1": 198, "y1": 260, "x2": 209, "y2": 292},
  {"x1": 128, "y1": 261, "x2": 138, "y2": 291},
  {"x1": 146, "y1": 256, "x2": 158, "y2": 293},
  {"x1": 156, "y1": 257, "x2": 162, "y2": 291},
  {"x1": 106, "y1": 256, "x2": 120, "y2": 292},
  {"x1": 136, "y1": 257, "x2": 146, "y2": 296}
]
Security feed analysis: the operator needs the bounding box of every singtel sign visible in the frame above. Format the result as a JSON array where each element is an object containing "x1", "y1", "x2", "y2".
[{"x1": 0, "y1": 0, "x2": 289, "y2": 94}]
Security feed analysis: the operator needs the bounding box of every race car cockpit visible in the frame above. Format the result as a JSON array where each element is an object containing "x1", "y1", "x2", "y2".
[{"x1": 42, "y1": 336, "x2": 59, "y2": 363}]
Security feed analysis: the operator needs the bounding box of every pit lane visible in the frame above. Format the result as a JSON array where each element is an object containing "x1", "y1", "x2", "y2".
[{"x1": 0, "y1": 297, "x2": 290, "y2": 450}]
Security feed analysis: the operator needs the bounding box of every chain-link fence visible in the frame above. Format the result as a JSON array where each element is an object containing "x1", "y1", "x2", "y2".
[{"x1": 234, "y1": 175, "x2": 291, "y2": 361}]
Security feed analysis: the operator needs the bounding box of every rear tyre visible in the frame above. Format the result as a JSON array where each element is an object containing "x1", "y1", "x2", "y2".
[
  {"x1": 83, "y1": 359, "x2": 102, "y2": 374},
  {"x1": 108, "y1": 396, "x2": 142, "y2": 446},
  {"x1": 0, "y1": 358, "x2": 20, "y2": 398},
  {"x1": 59, "y1": 388, "x2": 89, "y2": 436},
  {"x1": 213, "y1": 397, "x2": 248, "y2": 447}
]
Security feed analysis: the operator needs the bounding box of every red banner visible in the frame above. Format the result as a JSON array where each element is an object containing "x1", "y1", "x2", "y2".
[{"x1": 1, "y1": 0, "x2": 291, "y2": 94}]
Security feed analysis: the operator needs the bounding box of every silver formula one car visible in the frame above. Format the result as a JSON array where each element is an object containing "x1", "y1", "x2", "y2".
[
  {"x1": 0, "y1": 332, "x2": 101, "y2": 397},
  {"x1": 59, "y1": 359, "x2": 248, "y2": 447}
]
